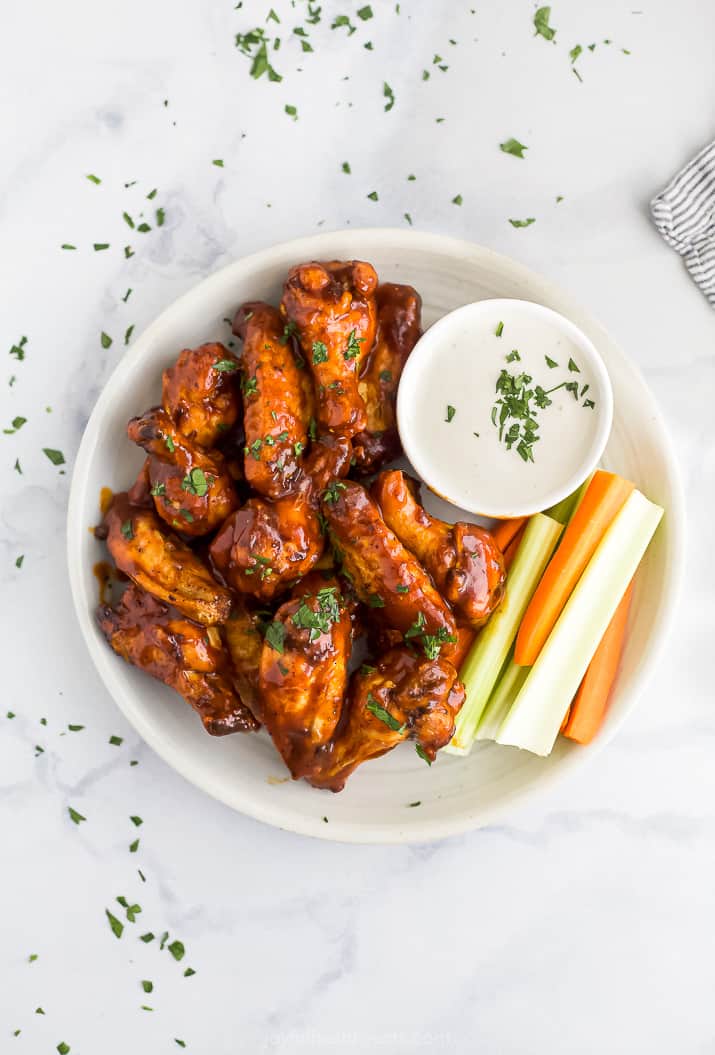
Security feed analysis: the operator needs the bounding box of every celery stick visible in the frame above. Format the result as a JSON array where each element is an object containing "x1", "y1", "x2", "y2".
[
  {"x1": 497, "y1": 489, "x2": 663, "y2": 756},
  {"x1": 445, "y1": 513, "x2": 563, "y2": 755},
  {"x1": 544, "y1": 474, "x2": 592, "y2": 524},
  {"x1": 475, "y1": 657, "x2": 529, "y2": 742}
]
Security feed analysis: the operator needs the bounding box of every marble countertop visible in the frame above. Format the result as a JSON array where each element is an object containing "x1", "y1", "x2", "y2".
[{"x1": 2, "y1": 1, "x2": 713, "y2": 1052}]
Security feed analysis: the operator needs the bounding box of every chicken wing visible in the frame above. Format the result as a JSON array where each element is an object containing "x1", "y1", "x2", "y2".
[
  {"x1": 209, "y1": 434, "x2": 351, "y2": 602},
  {"x1": 307, "y1": 647, "x2": 465, "y2": 791},
  {"x1": 352, "y1": 282, "x2": 422, "y2": 475},
  {"x1": 232, "y1": 301, "x2": 313, "y2": 499},
  {"x1": 127, "y1": 407, "x2": 238, "y2": 536},
  {"x1": 162, "y1": 342, "x2": 241, "y2": 447},
  {"x1": 257, "y1": 577, "x2": 352, "y2": 778},
  {"x1": 371, "y1": 470, "x2": 506, "y2": 628},
  {"x1": 281, "y1": 260, "x2": 378, "y2": 437},
  {"x1": 223, "y1": 600, "x2": 264, "y2": 713},
  {"x1": 320, "y1": 480, "x2": 458, "y2": 658},
  {"x1": 104, "y1": 493, "x2": 232, "y2": 626},
  {"x1": 98, "y1": 583, "x2": 258, "y2": 735}
]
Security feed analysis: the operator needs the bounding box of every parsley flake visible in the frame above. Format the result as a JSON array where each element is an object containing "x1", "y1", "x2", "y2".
[{"x1": 500, "y1": 137, "x2": 528, "y2": 158}]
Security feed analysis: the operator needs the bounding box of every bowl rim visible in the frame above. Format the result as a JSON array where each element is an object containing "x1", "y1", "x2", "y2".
[
  {"x1": 66, "y1": 226, "x2": 686, "y2": 844},
  {"x1": 396, "y1": 297, "x2": 614, "y2": 518}
]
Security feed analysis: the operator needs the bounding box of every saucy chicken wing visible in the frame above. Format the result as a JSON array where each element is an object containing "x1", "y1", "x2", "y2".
[
  {"x1": 281, "y1": 260, "x2": 378, "y2": 437},
  {"x1": 307, "y1": 647, "x2": 465, "y2": 791},
  {"x1": 372, "y1": 470, "x2": 506, "y2": 628},
  {"x1": 98, "y1": 584, "x2": 258, "y2": 735},
  {"x1": 232, "y1": 302, "x2": 313, "y2": 499},
  {"x1": 209, "y1": 434, "x2": 351, "y2": 602},
  {"x1": 257, "y1": 577, "x2": 352, "y2": 778},
  {"x1": 352, "y1": 282, "x2": 422, "y2": 475},
  {"x1": 223, "y1": 600, "x2": 264, "y2": 713},
  {"x1": 127, "y1": 407, "x2": 238, "y2": 536},
  {"x1": 104, "y1": 493, "x2": 232, "y2": 626},
  {"x1": 162, "y1": 342, "x2": 241, "y2": 447},
  {"x1": 320, "y1": 480, "x2": 458, "y2": 658}
]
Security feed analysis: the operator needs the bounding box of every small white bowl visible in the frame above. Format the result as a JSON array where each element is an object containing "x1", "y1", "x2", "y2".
[{"x1": 397, "y1": 299, "x2": 614, "y2": 519}]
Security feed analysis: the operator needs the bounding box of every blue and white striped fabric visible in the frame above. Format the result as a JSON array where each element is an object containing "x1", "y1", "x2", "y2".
[{"x1": 651, "y1": 139, "x2": 715, "y2": 308}]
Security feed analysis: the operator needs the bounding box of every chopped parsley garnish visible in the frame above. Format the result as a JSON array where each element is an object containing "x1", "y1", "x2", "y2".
[
  {"x1": 495, "y1": 321, "x2": 504, "y2": 337},
  {"x1": 367, "y1": 593, "x2": 385, "y2": 608},
  {"x1": 367, "y1": 190, "x2": 379, "y2": 201},
  {"x1": 533, "y1": 6, "x2": 556, "y2": 41},
  {"x1": 404, "y1": 212, "x2": 412, "y2": 225},
  {"x1": 452, "y1": 194, "x2": 463, "y2": 205},
  {"x1": 212, "y1": 159, "x2": 224, "y2": 167},
  {"x1": 445, "y1": 405, "x2": 456, "y2": 423},
  {"x1": 140, "y1": 932, "x2": 155, "y2": 943},
  {"x1": 341, "y1": 161, "x2": 351, "y2": 174},
  {"x1": 366, "y1": 692, "x2": 405, "y2": 732},
  {"x1": 106, "y1": 909, "x2": 124, "y2": 939},
  {"x1": 570, "y1": 44, "x2": 582, "y2": 63},
  {"x1": 379, "y1": 369, "x2": 393, "y2": 383},
  {"x1": 68, "y1": 724, "x2": 84, "y2": 732},
  {"x1": 123, "y1": 212, "x2": 135, "y2": 229},
  {"x1": 344, "y1": 330, "x2": 364, "y2": 360},
  {"x1": 291, "y1": 587, "x2": 341, "y2": 641},
  {"x1": 415, "y1": 744, "x2": 433, "y2": 765},
  {"x1": 9, "y1": 335, "x2": 27, "y2": 360},
  {"x1": 94, "y1": 243, "x2": 110, "y2": 251},
  {"x1": 15, "y1": 556, "x2": 24, "y2": 568},
  {"x1": 245, "y1": 438, "x2": 263, "y2": 461},
  {"x1": 130, "y1": 815, "x2": 143, "y2": 827},
  {"x1": 3, "y1": 416, "x2": 26, "y2": 434},
  {"x1": 101, "y1": 331, "x2": 112, "y2": 349},
  {"x1": 61, "y1": 244, "x2": 76, "y2": 250},
  {"x1": 404, "y1": 611, "x2": 456, "y2": 658},
  {"x1": 124, "y1": 325, "x2": 134, "y2": 346},
  {"x1": 279, "y1": 320, "x2": 298, "y2": 345},
  {"x1": 234, "y1": 27, "x2": 282, "y2": 81},
  {"x1": 120, "y1": 519, "x2": 134, "y2": 540},
  {"x1": 141, "y1": 980, "x2": 153, "y2": 993},
  {"x1": 509, "y1": 217, "x2": 536, "y2": 228},
  {"x1": 184, "y1": 967, "x2": 196, "y2": 978},
  {"x1": 129, "y1": 839, "x2": 139, "y2": 853},
  {"x1": 568, "y1": 357, "x2": 580, "y2": 373},
  {"x1": 322, "y1": 480, "x2": 346, "y2": 504},
  {"x1": 213, "y1": 358, "x2": 238, "y2": 372},
  {"x1": 68, "y1": 807, "x2": 86, "y2": 825},
  {"x1": 312, "y1": 341, "x2": 328, "y2": 364},
  {"x1": 285, "y1": 104, "x2": 298, "y2": 120},
  {"x1": 168, "y1": 940, "x2": 185, "y2": 961},
  {"x1": 331, "y1": 14, "x2": 356, "y2": 33},
  {"x1": 294, "y1": 440, "x2": 304, "y2": 457},
  {"x1": 156, "y1": 208, "x2": 165, "y2": 227},
  {"x1": 357, "y1": 4, "x2": 373, "y2": 18},
  {"x1": 86, "y1": 173, "x2": 101, "y2": 184},
  {"x1": 308, "y1": 417, "x2": 317, "y2": 440},
  {"x1": 500, "y1": 137, "x2": 528, "y2": 158},
  {"x1": 181, "y1": 467, "x2": 209, "y2": 497},
  {"x1": 545, "y1": 355, "x2": 559, "y2": 368},
  {"x1": 109, "y1": 734, "x2": 123, "y2": 746},
  {"x1": 584, "y1": 399, "x2": 595, "y2": 409},
  {"x1": 360, "y1": 663, "x2": 377, "y2": 675},
  {"x1": 383, "y1": 82, "x2": 395, "y2": 111},
  {"x1": 396, "y1": 584, "x2": 409, "y2": 593},
  {"x1": 57, "y1": 1044, "x2": 71, "y2": 1055},
  {"x1": 506, "y1": 349, "x2": 521, "y2": 363},
  {"x1": 265, "y1": 621, "x2": 286, "y2": 654},
  {"x1": 150, "y1": 482, "x2": 166, "y2": 497}
]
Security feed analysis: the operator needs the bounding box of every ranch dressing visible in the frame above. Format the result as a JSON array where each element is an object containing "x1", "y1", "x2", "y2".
[{"x1": 396, "y1": 300, "x2": 612, "y2": 518}]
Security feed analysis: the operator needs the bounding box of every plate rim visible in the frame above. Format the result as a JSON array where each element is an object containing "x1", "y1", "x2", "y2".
[{"x1": 66, "y1": 227, "x2": 686, "y2": 844}]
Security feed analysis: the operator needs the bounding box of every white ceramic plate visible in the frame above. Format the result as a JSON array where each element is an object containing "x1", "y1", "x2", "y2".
[{"x1": 67, "y1": 229, "x2": 685, "y2": 844}]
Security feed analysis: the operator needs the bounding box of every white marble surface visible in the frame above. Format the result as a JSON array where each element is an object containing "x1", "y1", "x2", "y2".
[{"x1": 1, "y1": 1, "x2": 713, "y2": 1051}]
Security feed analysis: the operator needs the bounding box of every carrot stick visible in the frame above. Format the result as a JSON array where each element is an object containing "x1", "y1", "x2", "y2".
[
  {"x1": 503, "y1": 524, "x2": 526, "y2": 570},
  {"x1": 452, "y1": 625, "x2": 476, "y2": 671},
  {"x1": 514, "y1": 471, "x2": 634, "y2": 666},
  {"x1": 562, "y1": 580, "x2": 634, "y2": 744},
  {"x1": 492, "y1": 517, "x2": 527, "y2": 552}
]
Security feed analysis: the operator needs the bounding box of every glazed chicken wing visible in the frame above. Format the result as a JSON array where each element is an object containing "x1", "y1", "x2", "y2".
[
  {"x1": 257, "y1": 577, "x2": 352, "y2": 778},
  {"x1": 104, "y1": 493, "x2": 232, "y2": 626},
  {"x1": 372, "y1": 470, "x2": 506, "y2": 628},
  {"x1": 209, "y1": 434, "x2": 351, "y2": 602},
  {"x1": 223, "y1": 600, "x2": 264, "y2": 713},
  {"x1": 320, "y1": 480, "x2": 458, "y2": 658},
  {"x1": 162, "y1": 342, "x2": 241, "y2": 447},
  {"x1": 98, "y1": 584, "x2": 258, "y2": 735},
  {"x1": 127, "y1": 407, "x2": 238, "y2": 536},
  {"x1": 232, "y1": 302, "x2": 313, "y2": 499},
  {"x1": 307, "y1": 647, "x2": 465, "y2": 791},
  {"x1": 352, "y1": 283, "x2": 422, "y2": 475},
  {"x1": 281, "y1": 260, "x2": 378, "y2": 437}
]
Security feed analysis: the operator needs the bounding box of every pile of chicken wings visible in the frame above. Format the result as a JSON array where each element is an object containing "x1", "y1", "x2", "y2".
[{"x1": 97, "y1": 260, "x2": 507, "y2": 792}]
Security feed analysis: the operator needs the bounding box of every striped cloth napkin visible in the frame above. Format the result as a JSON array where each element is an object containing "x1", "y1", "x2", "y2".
[{"x1": 650, "y1": 139, "x2": 715, "y2": 308}]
